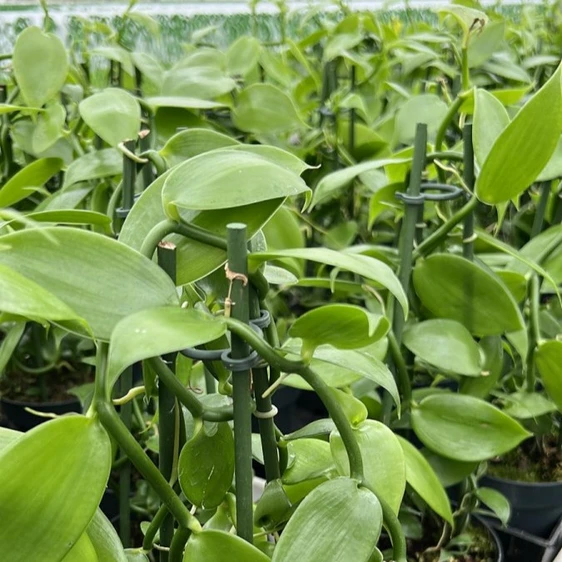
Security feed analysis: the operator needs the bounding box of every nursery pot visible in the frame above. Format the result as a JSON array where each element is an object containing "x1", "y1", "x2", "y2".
[
  {"x1": 0, "y1": 395, "x2": 82, "y2": 432},
  {"x1": 481, "y1": 475, "x2": 562, "y2": 538},
  {"x1": 474, "y1": 513, "x2": 505, "y2": 562}
]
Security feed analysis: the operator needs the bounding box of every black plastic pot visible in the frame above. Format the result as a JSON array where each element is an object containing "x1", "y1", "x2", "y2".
[
  {"x1": 0, "y1": 395, "x2": 82, "y2": 431},
  {"x1": 481, "y1": 513, "x2": 562, "y2": 562},
  {"x1": 474, "y1": 513, "x2": 505, "y2": 562},
  {"x1": 481, "y1": 475, "x2": 562, "y2": 538}
]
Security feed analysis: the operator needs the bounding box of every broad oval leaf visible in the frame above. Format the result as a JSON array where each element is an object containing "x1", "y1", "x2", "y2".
[
  {"x1": 272, "y1": 477, "x2": 382, "y2": 562},
  {"x1": 397, "y1": 436, "x2": 453, "y2": 525},
  {"x1": 162, "y1": 149, "x2": 309, "y2": 215},
  {"x1": 33, "y1": 102, "x2": 66, "y2": 153},
  {"x1": 62, "y1": 532, "x2": 97, "y2": 562},
  {"x1": 108, "y1": 307, "x2": 226, "y2": 388},
  {"x1": 250, "y1": 248, "x2": 408, "y2": 318},
  {"x1": 0, "y1": 263, "x2": 82, "y2": 323},
  {"x1": 0, "y1": 228, "x2": 178, "y2": 340},
  {"x1": 310, "y1": 157, "x2": 409, "y2": 210},
  {"x1": 422, "y1": 449, "x2": 478, "y2": 488},
  {"x1": 330, "y1": 420, "x2": 406, "y2": 514},
  {"x1": 282, "y1": 438, "x2": 336, "y2": 485},
  {"x1": 473, "y1": 88, "x2": 510, "y2": 168},
  {"x1": 226, "y1": 36, "x2": 261, "y2": 76},
  {"x1": 282, "y1": 342, "x2": 399, "y2": 408},
  {"x1": 183, "y1": 530, "x2": 269, "y2": 562},
  {"x1": 289, "y1": 304, "x2": 389, "y2": 357},
  {"x1": 79, "y1": 88, "x2": 141, "y2": 147},
  {"x1": 395, "y1": 94, "x2": 449, "y2": 144},
  {"x1": 403, "y1": 319, "x2": 482, "y2": 376},
  {"x1": 120, "y1": 170, "x2": 284, "y2": 284},
  {"x1": 87, "y1": 509, "x2": 128, "y2": 562},
  {"x1": 13, "y1": 26, "x2": 69, "y2": 108},
  {"x1": 233, "y1": 84, "x2": 307, "y2": 134},
  {"x1": 179, "y1": 422, "x2": 234, "y2": 509},
  {"x1": 476, "y1": 64, "x2": 562, "y2": 204},
  {"x1": 535, "y1": 340, "x2": 562, "y2": 412},
  {"x1": 0, "y1": 157, "x2": 63, "y2": 208},
  {"x1": 159, "y1": 128, "x2": 239, "y2": 168},
  {"x1": 63, "y1": 148, "x2": 122, "y2": 188},
  {"x1": 411, "y1": 394, "x2": 531, "y2": 462},
  {"x1": 413, "y1": 254, "x2": 524, "y2": 336},
  {"x1": 0, "y1": 416, "x2": 111, "y2": 561},
  {"x1": 476, "y1": 487, "x2": 511, "y2": 527}
]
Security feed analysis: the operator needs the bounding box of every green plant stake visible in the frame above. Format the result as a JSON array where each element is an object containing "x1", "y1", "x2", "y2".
[
  {"x1": 226, "y1": 223, "x2": 254, "y2": 543},
  {"x1": 157, "y1": 242, "x2": 178, "y2": 561},
  {"x1": 249, "y1": 290, "x2": 281, "y2": 482}
]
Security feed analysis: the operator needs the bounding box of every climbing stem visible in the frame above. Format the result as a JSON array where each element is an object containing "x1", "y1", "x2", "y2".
[{"x1": 526, "y1": 275, "x2": 541, "y2": 392}]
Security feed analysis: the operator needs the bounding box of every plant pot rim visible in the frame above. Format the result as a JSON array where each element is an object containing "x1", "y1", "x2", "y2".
[
  {"x1": 0, "y1": 395, "x2": 80, "y2": 408},
  {"x1": 484, "y1": 473, "x2": 562, "y2": 489}
]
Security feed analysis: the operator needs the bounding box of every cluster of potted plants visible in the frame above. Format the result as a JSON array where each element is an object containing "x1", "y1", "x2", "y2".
[{"x1": 0, "y1": 0, "x2": 561, "y2": 561}]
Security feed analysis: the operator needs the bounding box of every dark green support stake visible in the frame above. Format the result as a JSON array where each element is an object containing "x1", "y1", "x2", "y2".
[
  {"x1": 349, "y1": 66, "x2": 356, "y2": 153},
  {"x1": 226, "y1": 223, "x2": 254, "y2": 544},
  {"x1": 250, "y1": 290, "x2": 281, "y2": 482},
  {"x1": 393, "y1": 123, "x2": 427, "y2": 341},
  {"x1": 157, "y1": 242, "x2": 179, "y2": 562},
  {"x1": 116, "y1": 136, "x2": 138, "y2": 548},
  {"x1": 462, "y1": 124, "x2": 475, "y2": 261}
]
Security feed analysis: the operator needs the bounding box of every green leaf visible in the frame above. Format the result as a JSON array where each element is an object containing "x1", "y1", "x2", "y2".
[
  {"x1": 91, "y1": 46, "x2": 134, "y2": 76},
  {"x1": 538, "y1": 136, "x2": 562, "y2": 181},
  {"x1": 0, "y1": 416, "x2": 111, "y2": 561},
  {"x1": 0, "y1": 157, "x2": 63, "y2": 208},
  {"x1": 0, "y1": 426, "x2": 20, "y2": 451},
  {"x1": 411, "y1": 394, "x2": 531, "y2": 462},
  {"x1": 87, "y1": 509, "x2": 128, "y2": 562},
  {"x1": 438, "y1": 5, "x2": 488, "y2": 38},
  {"x1": 32, "y1": 102, "x2": 66, "y2": 153},
  {"x1": 397, "y1": 436, "x2": 453, "y2": 525},
  {"x1": 535, "y1": 340, "x2": 562, "y2": 412},
  {"x1": 13, "y1": 26, "x2": 68, "y2": 108},
  {"x1": 468, "y1": 21, "x2": 505, "y2": 67},
  {"x1": 233, "y1": 84, "x2": 307, "y2": 134},
  {"x1": 0, "y1": 263, "x2": 82, "y2": 323},
  {"x1": 162, "y1": 149, "x2": 309, "y2": 216},
  {"x1": 283, "y1": 438, "x2": 335, "y2": 484},
  {"x1": 0, "y1": 103, "x2": 41, "y2": 114},
  {"x1": 477, "y1": 487, "x2": 511, "y2": 526},
  {"x1": 79, "y1": 88, "x2": 141, "y2": 147},
  {"x1": 142, "y1": 96, "x2": 228, "y2": 112},
  {"x1": 330, "y1": 420, "x2": 405, "y2": 514},
  {"x1": 179, "y1": 422, "x2": 234, "y2": 509},
  {"x1": 120, "y1": 170, "x2": 283, "y2": 285},
  {"x1": 227, "y1": 36, "x2": 261, "y2": 76},
  {"x1": 283, "y1": 343, "x2": 399, "y2": 409},
  {"x1": 0, "y1": 228, "x2": 178, "y2": 340},
  {"x1": 159, "y1": 128, "x2": 239, "y2": 168},
  {"x1": 63, "y1": 148, "x2": 122, "y2": 188},
  {"x1": 250, "y1": 248, "x2": 408, "y2": 318},
  {"x1": 422, "y1": 449, "x2": 478, "y2": 488},
  {"x1": 289, "y1": 304, "x2": 389, "y2": 358},
  {"x1": 329, "y1": 387, "x2": 368, "y2": 426},
  {"x1": 395, "y1": 94, "x2": 449, "y2": 144},
  {"x1": 501, "y1": 390, "x2": 557, "y2": 419},
  {"x1": 413, "y1": 254, "x2": 524, "y2": 336},
  {"x1": 461, "y1": 336, "x2": 504, "y2": 399},
  {"x1": 0, "y1": 322, "x2": 25, "y2": 376},
  {"x1": 62, "y1": 532, "x2": 97, "y2": 562},
  {"x1": 21, "y1": 209, "x2": 111, "y2": 227},
  {"x1": 403, "y1": 319, "x2": 482, "y2": 376},
  {"x1": 271, "y1": 478, "x2": 382, "y2": 562},
  {"x1": 107, "y1": 307, "x2": 226, "y2": 387},
  {"x1": 476, "y1": 64, "x2": 562, "y2": 204},
  {"x1": 183, "y1": 530, "x2": 269, "y2": 562},
  {"x1": 162, "y1": 66, "x2": 236, "y2": 100},
  {"x1": 310, "y1": 158, "x2": 409, "y2": 210},
  {"x1": 473, "y1": 89, "x2": 510, "y2": 168}
]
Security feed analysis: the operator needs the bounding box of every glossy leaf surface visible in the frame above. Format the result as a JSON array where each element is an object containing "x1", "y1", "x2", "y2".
[
  {"x1": 403, "y1": 319, "x2": 482, "y2": 376},
  {"x1": 330, "y1": 420, "x2": 405, "y2": 514},
  {"x1": 0, "y1": 228, "x2": 178, "y2": 340},
  {"x1": 183, "y1": 530, "x2": 269, "y2": 562},
  {"x1": 411, "y1": 394, "x2": 531, "y2": 462},
  {"x1": 535, "y1": 340, "x2": 562, "y2": 412},
  {"x1": 107, "y1": 307, "x2": 226, "y2": 387},
  {"x1": 271, "y1": 478, "x2": 382, "y2": 562},
  {"x1": 413, "y1": 254, "x2": 523, "y2": 336},
  {"x1": 0, "y1": 416, "x2": 111, "y2": 561}
]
